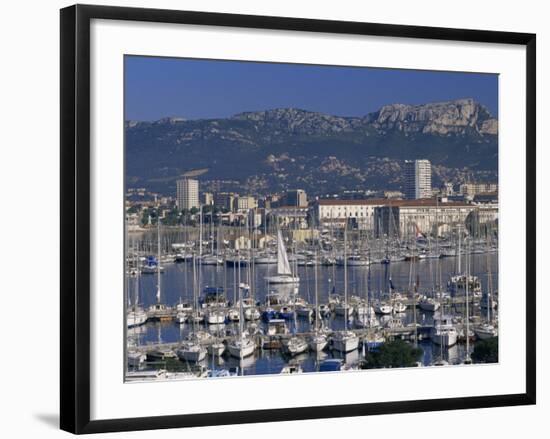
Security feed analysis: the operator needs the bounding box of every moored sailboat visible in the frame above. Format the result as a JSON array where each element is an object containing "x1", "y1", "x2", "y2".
[{"x1": 264, "y1": 230, "x2": 300, "y2": 284}]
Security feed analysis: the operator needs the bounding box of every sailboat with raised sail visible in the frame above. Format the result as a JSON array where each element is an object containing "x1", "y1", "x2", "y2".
[{"x1": 264, "y1": 230, "x2": 300, "y2": 284}]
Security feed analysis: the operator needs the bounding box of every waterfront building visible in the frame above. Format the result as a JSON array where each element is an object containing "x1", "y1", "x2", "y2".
[
  {"x1": 312, "y1": 199, "x2": 387, "y2": 230},
  {"x1": 404, "y1": 159, "x2": 432, "y2": 199},
  {"x1": 176, "y1": 178, "x2": 199, "y2": 210},
  {"x1": 284, "y1": 189, "x2": 308, "y2": 207},
  {"x1": 459, "y1": 182, "x2": 498, "y2": 197},
  {"x1": 374, "y1": 199, "x2": 498, "y2": 238},
  {"x1": 268, "y1": 206, "x2": 309, "y2": 229}
]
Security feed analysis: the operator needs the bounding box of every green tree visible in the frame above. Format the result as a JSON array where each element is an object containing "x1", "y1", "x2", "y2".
[
  {"x1": 362, "y1": 339, "x2": 422, "y2": 369},
  {"x1": 471, "y1": 337, "x2": 498, "y2": 363}
]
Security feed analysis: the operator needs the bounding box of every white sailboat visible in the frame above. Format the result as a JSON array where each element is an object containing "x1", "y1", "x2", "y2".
[
  {"x1": 177, "y1": 250, "x2": 207, "y2": 363},
  {"x1": 331, "y1": 229, "x2": 359, "y2": 353},
  {"x1": 309, "y1": 252, "x2": 328, "y2": 352},
  {"x1": 227, "y1": 268, "x2": 256, "y2": 359},
  {"x1": 127, "y1": 260, "x2": 147, "y2": 327},
  {"x1": 475, "y1": 238, "x2": 498, "y2": 340},
  {"x1": 264, "y1": 230, "x2": 300, "y2": 284},
  {"x1": 176, "y1": 338, "x2": 207, "y2": 363}
]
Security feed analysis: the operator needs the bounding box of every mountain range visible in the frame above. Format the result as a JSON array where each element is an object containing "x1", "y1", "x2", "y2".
[{"x1": 125, "y1": 98, "x2": 498, "y2": 196}]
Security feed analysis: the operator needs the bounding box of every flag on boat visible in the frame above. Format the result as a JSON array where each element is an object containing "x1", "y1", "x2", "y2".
[{"x1": 389, "y1": 277, "x2": 395, "y2": 290}]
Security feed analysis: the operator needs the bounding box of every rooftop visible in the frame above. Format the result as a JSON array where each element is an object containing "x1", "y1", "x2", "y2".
[{"x1": 316, "y1": 198, "x2": 472, "y2": 208}]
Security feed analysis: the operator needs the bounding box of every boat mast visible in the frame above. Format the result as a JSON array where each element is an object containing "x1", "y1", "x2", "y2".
[
  {"x1": 486, "y1": 232, "x2": 493, "y2": 324},
  {"x1": 156, "y1": 205, "x2": 161, "y2": 304},
  {"x1": 314, "y1": 248, "x2": 319, "y2": 333},
  {"x1": 344, "y1": 226, "x2": 348, "y2": 332},
  {"x1": 465, "y1": 228, "x2": 471, "y2": 363}
]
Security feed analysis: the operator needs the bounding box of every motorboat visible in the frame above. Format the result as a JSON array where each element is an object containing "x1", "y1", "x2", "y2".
[
  {"x1": 430, "y1": 315, "x2": 458, "y2": 347},
  {"x1": 127, "y1": 306, "x2": 148, "y2": 327}
]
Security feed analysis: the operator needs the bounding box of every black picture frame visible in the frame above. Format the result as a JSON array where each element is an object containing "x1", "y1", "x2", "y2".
[{"x1": 60, "y1": 4, "x2": 536, "y2": 434}]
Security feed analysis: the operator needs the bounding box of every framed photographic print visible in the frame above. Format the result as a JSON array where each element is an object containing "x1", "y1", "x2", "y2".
[{"x1": 60, "y1": 4, "x2": 536, "y2": 434}]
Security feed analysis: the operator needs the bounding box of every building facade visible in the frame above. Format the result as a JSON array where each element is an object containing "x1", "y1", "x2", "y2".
[
  {"x1": 284, "y1": 189, "x2": 308, "y2": 207},
  {"x1": 237, "y1": 195, "x2": 258, "y2": 211},
  {"x1": 201, "y1": 192, "x2": 214, "y2": 206},
  {"x1": 313, "y1": 199, "x2": 387, "y2": 230},
  {"x1": 404, "y1": 159, "x2": 432, "y2": 199},
  {"x1": 374, "y1": 199, "x2": 498, "y2": 238},
  {"x1": 459, "y1": 182, "x2": 498, "y2": 197},
  {"x1": 213, "y1": 192, "x2": 237, "y2": 212},
  {"x1": 176, "y1": 178, "x2": 199, "y2": 210}
]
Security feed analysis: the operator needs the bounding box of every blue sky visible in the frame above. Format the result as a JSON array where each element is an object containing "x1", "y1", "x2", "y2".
[{"x1": 125, "y1": 56, "x2": 498, "y2": 121}]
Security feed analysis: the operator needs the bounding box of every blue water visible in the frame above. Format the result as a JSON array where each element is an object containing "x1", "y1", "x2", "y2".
[{"x1": 127, "y1": 253, "x2": 496, "y2": 374}]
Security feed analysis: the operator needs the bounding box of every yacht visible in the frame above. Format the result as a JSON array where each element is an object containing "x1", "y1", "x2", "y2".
[
  {"x1": 127, "y1": 351, "x2": 146, "y2": 367},
  {"x1": 264, "y1": 230, "x2": 300, "y2": 284},
  {"x1": 430, "y1": 315, "x2": 458, "y2": 347},
  {"x1": 266, "y1": 319, "x2": 289, "y2": 336},
  {"x1": 308, "y1": 332, "x2": 328, "y2": 352},
  {"x1": 334, "y1": 303, "x2": 354, "y2": 317},
  {"x1": 331, "y1": 331, "x2": 359, "y2": 353},
  {"x1": 207, "y1": 341, "x2": 226, "y2": 357},
  {"x1": 283, "y1": 336, "x2": 309, "y2": 356},
  {"x1": 447, "y1": 274, "x2": 482, "y2": 297},
  {"x1": 374, "y1": 302, "x2": 393, "y2": 315},
  {"x1": 418, "y1": 296, "x2": 440, "y2": 312},
  {"x1": 337, "y1": 255, "x2": 369, "y2": 266},
  {"x1": 205, "y1": 308, "x2": 226, "y2": 325},
  {"x1": 127, "y1": 306, "x2": 147, "y2": 327},
  {"x1": 176, "y1": 340, "x2": 207, "y2": 363},
  {"x1": 393, "y1": 301, "x2": 407, "y2": 313},
  {"x1": 244, "y1": 307, "x2": 261, "y2": 321},
  {"x1": 227, "y1": 337, "x2": 256, "y2": 359},
  {"x1": 474, "y1": 322, "x2": 498, "y2": 340}
]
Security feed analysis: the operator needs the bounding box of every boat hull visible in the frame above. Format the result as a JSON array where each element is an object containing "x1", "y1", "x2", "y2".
[
  {"x1": 332, "y1": 334, "x2": 359, "y2": 353},
  {"x1": 177, "y1": 347, "x2": 207, "y2": 363},
  {"x1": 264, "y1": 275, "x2": 300, "y2": 284}
]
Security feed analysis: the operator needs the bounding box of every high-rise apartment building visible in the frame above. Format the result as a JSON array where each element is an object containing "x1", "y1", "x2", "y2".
[
  {"x1": 404, "y1": 159, "x2": 432, "y2": 199},
  {"x1": 176, "y1": 178, "x2": 199, "y2": 210}
]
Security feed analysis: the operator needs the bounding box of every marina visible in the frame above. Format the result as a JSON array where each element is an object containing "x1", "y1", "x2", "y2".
[{"x1": 126, "y1": 223, "x2": 498, "y2": 381}]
